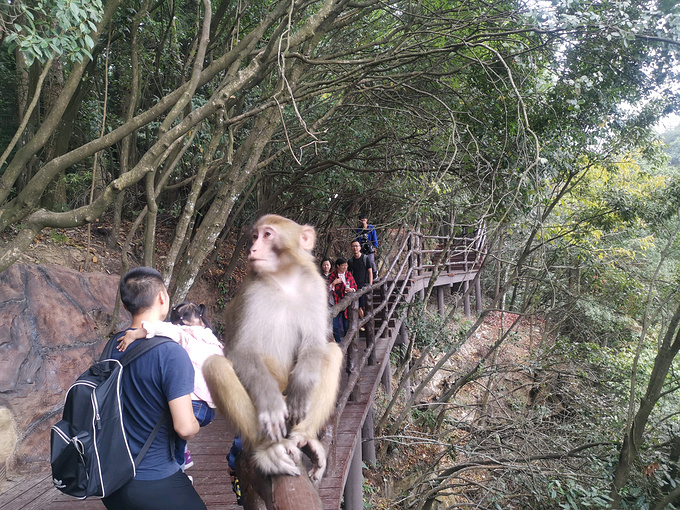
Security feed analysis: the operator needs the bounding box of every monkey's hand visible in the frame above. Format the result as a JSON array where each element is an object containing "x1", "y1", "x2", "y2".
[
  {"x1": 290, "y1": 433, "x2": 326, "y2": 483},
  {"x1": 258, "y1": 394, "x2": 288, "y2": 442}
]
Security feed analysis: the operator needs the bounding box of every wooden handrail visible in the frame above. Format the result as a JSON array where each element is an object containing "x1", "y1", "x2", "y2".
[{"x1": 329, "y1": 224, "x2": 487, "y2": 423}]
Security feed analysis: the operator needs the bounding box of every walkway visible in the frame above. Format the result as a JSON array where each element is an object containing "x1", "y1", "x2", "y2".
[{"x1": 0, "y1": 415, "x2": 240, "y2": 510}]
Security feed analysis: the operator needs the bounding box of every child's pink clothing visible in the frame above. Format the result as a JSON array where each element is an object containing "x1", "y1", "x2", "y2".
[{"x1": 141, "y1": 321, "x2": 224, "y2": 408}]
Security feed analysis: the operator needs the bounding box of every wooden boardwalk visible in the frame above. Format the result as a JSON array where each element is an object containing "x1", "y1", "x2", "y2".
[{"x1": 0, "y1": 414, "x2": 240, "y2": 510}]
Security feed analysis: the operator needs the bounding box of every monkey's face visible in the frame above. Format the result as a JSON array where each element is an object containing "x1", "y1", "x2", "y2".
[
  {"x1": 248, "y1": 216, "x2": 317, "y2": 275},
  {"x1": 249, "y1": 225, "x2": 281, "y2": 273}
]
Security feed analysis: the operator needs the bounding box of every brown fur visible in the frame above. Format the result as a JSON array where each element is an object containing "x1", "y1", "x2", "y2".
[{"x1": 203, "y1": 215, "x2": 341, "y2": 481}]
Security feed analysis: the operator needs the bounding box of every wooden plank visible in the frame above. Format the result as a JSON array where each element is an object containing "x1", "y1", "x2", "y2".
[
  {"x1": 0, "y1": 476, "x2": 61, "y2": 510},
  {"x1": 0, "y1": 474, "x2": 51, "y2": 508}
]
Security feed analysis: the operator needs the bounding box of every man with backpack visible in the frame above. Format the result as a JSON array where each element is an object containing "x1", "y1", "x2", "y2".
[
  {"x1": 102, "y1": 267, "x2": 205, "y2": 509},
  {"x1": 355, "y1": 214, "x2": 378, "y2": 275}
]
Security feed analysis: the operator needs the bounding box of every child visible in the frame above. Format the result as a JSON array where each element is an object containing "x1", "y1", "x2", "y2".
[{"x1": 118, "y1": 301, "x2": 224, "y2": 470}]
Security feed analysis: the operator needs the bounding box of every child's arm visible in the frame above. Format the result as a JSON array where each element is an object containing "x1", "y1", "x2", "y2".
[
  {"x1": 116, "y1": 327, "x2": 147, "y2": 352},
  {"x1": 141, "y1": 320, "x2": 184, "y2": 345}
]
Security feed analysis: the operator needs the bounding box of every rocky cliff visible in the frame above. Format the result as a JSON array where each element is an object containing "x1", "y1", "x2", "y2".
[{"x1": 0, "y1": 263, "x2": 130, "y2": 473}]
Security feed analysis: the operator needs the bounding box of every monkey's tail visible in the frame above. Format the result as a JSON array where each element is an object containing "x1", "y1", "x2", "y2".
[{"x1": 203, "y1": 354, "x2": 259, "y2": 446}]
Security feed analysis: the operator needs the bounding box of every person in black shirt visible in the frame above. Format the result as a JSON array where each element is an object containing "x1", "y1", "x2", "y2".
[{"x1": 348, "y1": 240, "x2": 373, "y2": 328}]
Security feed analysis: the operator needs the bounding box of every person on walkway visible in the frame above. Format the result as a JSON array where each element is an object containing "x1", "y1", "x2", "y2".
[
  {"x1": 103, "y1": 267, "x2": 206, "y2": 510},
  {"x1": 117, "y1": 301, "x2": 224, "y2": 472},
  {"x1": 328, "y1": 257, "x2": 357, "y2": 342},
  {"x1": 355, "y1": 214, "x2": 378, "y2": 274},
  {"x1": 320, "y1": 257, "x2": 335, "y2": 307},
  {"x1": 320, "y1": 257, "x2": 333, "y2": 280},
  {"x1": 347, "y1": 240, "x2": 373, "y2": 328}
]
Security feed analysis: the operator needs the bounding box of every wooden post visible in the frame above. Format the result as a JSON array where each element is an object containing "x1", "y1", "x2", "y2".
[
  {"x1": 437, "y1": 286, "x2": 445, "y2": 317},
  {"x1": 379, "y1": 282, "x2": 388, "y2": 326},
  {"x1": 236, "y1": 452, "x2": 323, "y2": 510},
  {"x1": 416, "y1": 233, "x2": 422, "y2": 278},
  {"x1": 366, "y1": 289, "x2": 376, "y2": 366},
  {"x1": 475, "y1": 276, "x2": 482, "y2": 313},
  {"x1": 343, "y1": 432, "x2": 364, "y2": 510},
  {"x1": 463, "y1": 280, "x2": 470, "y2": 318},
  {"x1": 348, "y1": 301, "x2": 360, "y2": 401},
  {"x1": 362, "y1": 406, "x2": 376, "y2": 468},
  {"x1": 270, "y1": 469, "x2": 323, "y2": 510},
  {"x1": 236, "y1": 453, "x2": 267, "y2": 510}
]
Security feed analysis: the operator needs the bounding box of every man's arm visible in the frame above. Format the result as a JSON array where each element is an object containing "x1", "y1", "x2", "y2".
[{"x1": 169, "y1": 394, "x2": 200, "y2": 440}]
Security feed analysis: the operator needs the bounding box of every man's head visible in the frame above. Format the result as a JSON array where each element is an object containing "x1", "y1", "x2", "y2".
[
  {"x1": 119, "y1": 267, "x2": 169, "y2": 317},
  {"x1": 335, "y1": 257, "x2": 348, "y2": 274},
  {"x1": 351, "y1": 240, "x2": 362, "y2": 257},
  {"x1": 358, "y1": 214, "x2": 368, "y2": 228}
]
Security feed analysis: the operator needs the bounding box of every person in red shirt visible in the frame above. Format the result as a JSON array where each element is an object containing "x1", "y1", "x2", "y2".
[{"x1": 328, "y1": 257, "x2": 357, "y2": 342}]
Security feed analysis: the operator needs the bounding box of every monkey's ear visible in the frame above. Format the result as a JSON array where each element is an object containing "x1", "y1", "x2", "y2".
[{"x1": 299, "y1": 225, "x2": 316, "y2": 251}]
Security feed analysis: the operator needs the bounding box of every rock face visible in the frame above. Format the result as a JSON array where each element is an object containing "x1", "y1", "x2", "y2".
[{"x1": 0, "y1": 263, "x2": 130, "y2": 473}]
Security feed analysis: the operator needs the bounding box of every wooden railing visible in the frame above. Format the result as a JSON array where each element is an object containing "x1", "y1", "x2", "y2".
[{"x1": 331, "y1": 225, "x2": 488, "y2": 388}]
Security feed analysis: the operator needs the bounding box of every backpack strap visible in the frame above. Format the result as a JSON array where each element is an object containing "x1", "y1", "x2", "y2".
[
  {"x1": 135, "y1": 409, "x2": 170, "y2": 468},
  {"x1": 99, "y1": 331, "x2": 173, "y2": 364},
  {"x1": 99, "y1": 330, "x2": 126, "y2": 360}
]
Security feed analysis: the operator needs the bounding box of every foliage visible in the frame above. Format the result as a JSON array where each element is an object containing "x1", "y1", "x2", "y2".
[
  {"x1": 662, "y1": 125, "x2": 680, "y2": 166},
  {"x1": 2, "y1": 0, "x2": 103, "y2": 66}
]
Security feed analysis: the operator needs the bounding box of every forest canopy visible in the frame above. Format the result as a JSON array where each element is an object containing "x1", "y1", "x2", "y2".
[{"x1": 0, "y1": 0, "x2": 678, "y2": 297}]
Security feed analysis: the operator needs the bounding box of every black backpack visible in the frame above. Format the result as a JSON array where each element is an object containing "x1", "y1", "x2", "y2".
[{"x1": 50, "y1": 333, "x2": 173, "y2": 499}]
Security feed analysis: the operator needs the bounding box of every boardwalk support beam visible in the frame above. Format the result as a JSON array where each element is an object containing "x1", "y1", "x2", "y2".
[
  {"x1": 237, "y1": 454, "x2": 323, "y2": 510},
  {"x1": 361, "y1": 406, "x2": 376, "y2": 468},
  {"x1": 437, "y1": 286, "x2": 445, "y2": 316},
  {"x1": 343, "y1": 432, "x2": 363, "y2": 510}
]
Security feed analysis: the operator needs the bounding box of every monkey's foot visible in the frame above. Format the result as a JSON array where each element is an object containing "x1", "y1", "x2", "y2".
[
  {"x1": 290, "y1": 433, "x2": 326, "y2": 483},
  {"x1": 253, "y1": 439, "x2": 301, "y2": 477}
]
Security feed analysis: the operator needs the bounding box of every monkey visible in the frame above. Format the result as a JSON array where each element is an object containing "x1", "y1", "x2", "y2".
[{"x1": 203, "y1": 214, "x2": 343, "y2": 482}]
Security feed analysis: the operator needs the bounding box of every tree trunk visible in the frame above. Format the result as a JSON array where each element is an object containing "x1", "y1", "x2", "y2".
[{"x1": 610, "y1": 303, "x2": 680, "y2": 505}]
